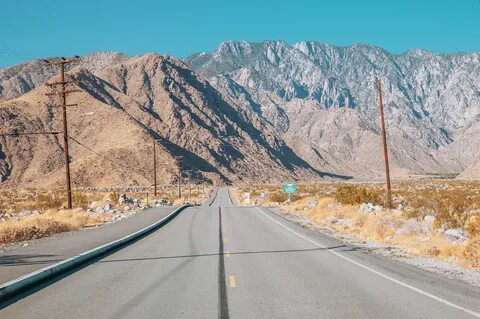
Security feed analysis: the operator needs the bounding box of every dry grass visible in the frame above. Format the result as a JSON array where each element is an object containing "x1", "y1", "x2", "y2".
[
  {"x1": 0, "y1": 185, "x2": 209, "y2": 245},
  {"x1": 0, "y1": 188, "x2": 104, "y2": 213},
  {"x1": 464, "y1": 237, "x2": 480, "y2": 268},
  {"x1": 334, "y1": 185, "x2": 383, "y2": 206},
  {"x1": 269, "y1": 192, "x2": 289, "y2": 203},
  {"x1": 0, "y1": 210, "x2": 103, "y2": 245}
]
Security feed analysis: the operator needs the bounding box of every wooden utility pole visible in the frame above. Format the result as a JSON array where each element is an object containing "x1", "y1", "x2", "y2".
[
  {"x1": 377, "y1": 79, "x2": 392, "y2": 209},
  {"x1": 45, "y1": 57, "x2": 81, "y2": 209},
  {"x1": 177, "y1": 173, "x2": 182, "y2": 199},
  {"x1": 186, "y1": 171, "x2": 192, "y2": 199},
  {"x1": 153, "y1": 141, "x2": 157, "y2": 197},
  {"x1": 174, "y1": 156, "x2": 183, "y2": 199}
]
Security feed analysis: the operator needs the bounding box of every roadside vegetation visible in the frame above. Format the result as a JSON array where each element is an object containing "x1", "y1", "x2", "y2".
[
  {"x1": 231, "y1": 181, "x2": 480, "y2": 269},
  {"x1": 0, "y1": 186, "x2": 209, "y2": 245}
]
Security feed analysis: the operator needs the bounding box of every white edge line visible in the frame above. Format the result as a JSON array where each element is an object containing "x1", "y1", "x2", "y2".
[
  {"x1": 255, "y1": 207, "x2": 480, "y2": 318},
  {"x1": 0, "y1": 205, "x2": 189, "y2": 299}
]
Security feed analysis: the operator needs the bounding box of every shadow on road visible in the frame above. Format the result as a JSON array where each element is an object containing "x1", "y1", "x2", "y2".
[
  {"x1": 97, "y1": 245, "x2": 353, "y2": 264},
  {"x1": 0, "y1": 254, "x2": 62, "y2": 267}
]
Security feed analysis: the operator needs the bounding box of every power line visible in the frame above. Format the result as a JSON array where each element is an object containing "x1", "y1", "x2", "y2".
[
  {"x1": 68, "y1": 136, "x2": 141, "y2": 175},
  {"x1": 0, "y1": 131, "x2": 61, "y2": 137},
  {"x1": 153, "y1": 140, "x2": 284, "y2": 147}
]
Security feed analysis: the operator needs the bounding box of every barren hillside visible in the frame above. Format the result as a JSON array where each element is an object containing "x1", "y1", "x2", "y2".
[{"x1": 0, "y1": 53, "x2": 324, "y2": 187}]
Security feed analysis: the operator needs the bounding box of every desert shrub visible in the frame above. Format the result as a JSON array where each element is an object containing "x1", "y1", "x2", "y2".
[
  {"x1": 403, "y1": 209, "x2": 421, "y2": 219},
  {"x1": 334, "y1": 185, "x2": 383, "y2": 206},
  {"x1": 0, "y1": 210, "x2": 101, "y2": 245},
  {"x1": 28, "y1": 192, "x2": 64, "y2": 210},
  {"x1": 373, "y1": 217, "x2": 393, "y2": 240},
  {"x1": 0, "y1": 219, "x2": 73, "y2": 244},
  {"x1": 464, "y1": 236, "x2": 480, "y2": 268},
  {"x1": 72, "y1": 192, "x2": 89, "y2": 209},
  {"x1": 423, "y1": 246, "x2": 441, "y2": 257},
  {"x1": 108, "y1": 191, "x2": 120, "y2": 203},
  {"x1": 269, "y1": 192, "x2": 288, "y2": 203},
  {"x1": 467, "y1": 215, "x2": 480, "y2": 237},
  {"x1": 433, "y1": 198, "x2": 468, "y2": 229}
]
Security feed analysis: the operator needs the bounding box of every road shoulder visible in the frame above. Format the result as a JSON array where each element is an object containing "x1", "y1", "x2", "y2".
[{"x1": 264, "y1": 205, "x2": 480, "y2": 290}]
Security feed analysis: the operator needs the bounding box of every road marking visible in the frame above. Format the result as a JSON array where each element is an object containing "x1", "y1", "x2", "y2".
[
  {"x1": 229, "y1": 275, "x2": 237, "y2": 288},
  {"x1": 226, "y1": 251, "x2": 231, "y2": 257},
  {"x1": 256, "y1": 207, "x2": 480, "y2": 318}
]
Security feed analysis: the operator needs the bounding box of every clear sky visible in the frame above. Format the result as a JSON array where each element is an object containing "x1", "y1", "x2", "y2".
[{"x1": 0, "y1": 0, "x2": 479, "y2": 67}]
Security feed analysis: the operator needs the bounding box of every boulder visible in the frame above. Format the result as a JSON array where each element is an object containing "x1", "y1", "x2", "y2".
[
  {"x1": 337, "y1": 218, "x2": 354, "y2": 227},
  {"x1": 307, "y1": 198, "x2": 318, "y2": 207},
  {"x1": 424, "y1": 215, "x2": 436, "y2": 225},
  {"x1": 90, "y1": 201, "x2": 101, "y2": 209},
  {"x1": 154, "y1": 199, "x2": 171, "y2": 207},
  {"x1": 396, "y1": 219, "x2": 431, "y2": 236},
  {"x1": 359, "y1": 203, "x2": 375, "y2": 214},
  {"x1": 444, "y1": 228, "x2": 468, "y2": 242},
  {"x1": 118, "y1": 194, "x2": 134, "y2": 205},
  {"x1": 18, "y1": 210, "x2": 40, "y2": 217}
]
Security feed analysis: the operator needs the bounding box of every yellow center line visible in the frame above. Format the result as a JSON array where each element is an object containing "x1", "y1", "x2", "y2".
[{"x1": 229, "y1": 275, "x2": 237, "y2": 288}]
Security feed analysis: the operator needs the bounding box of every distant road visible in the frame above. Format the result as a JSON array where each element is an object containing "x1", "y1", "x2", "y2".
[{"x1": 1, "y1": 188, "x2": 480, "y2": 318}]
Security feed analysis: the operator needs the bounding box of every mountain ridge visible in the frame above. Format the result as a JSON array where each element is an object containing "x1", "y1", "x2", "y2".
[
  {"x1": 0, "y1": 51, "x2": 327, "y2": 187},
  {"x1": 185, "y1": 40, "x2": 480, "y2": 178},
  {"x1": 1, "y1": 40, "x2": 479, "y2": 184}
]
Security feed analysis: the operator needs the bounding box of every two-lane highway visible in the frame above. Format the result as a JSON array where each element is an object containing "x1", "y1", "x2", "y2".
[{"x1": 1, "y1": 188, "x2": 480, "y2": 318}]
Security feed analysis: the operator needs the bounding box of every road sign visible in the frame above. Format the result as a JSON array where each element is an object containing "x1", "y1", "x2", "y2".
[{"x1": 282, "y1": 183, "x2": 297, "y2": 194}]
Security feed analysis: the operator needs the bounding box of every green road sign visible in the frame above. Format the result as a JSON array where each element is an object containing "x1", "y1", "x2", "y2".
[{"x1": 282, "y1": 183, "x2": 297, "y2": 194}]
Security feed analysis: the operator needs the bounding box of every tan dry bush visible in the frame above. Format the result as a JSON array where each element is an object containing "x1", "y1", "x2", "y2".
[
  {"x1": 433, "y1": 198, "x2": 468, "y2": 229},
  {"x1": 28, "y1": 192, "x2": 64, "y2": 211},
  {"x1": 108, "y1": 191, "x2": 120, "y2": 203},
  {"x1": 269, "y1": 192, "x2": 288, "y2": 203},
  {"x1": 464, "y1": 236, "x2": 480, "y2": 268},
  {"x1": 72, "y1": 192, "x2": 90, "y2": 209},
  {"x1": 467, "y1": 215, "x2": 480, "y2": 237},
  {"x1": 334, "y1": 185, "x2": 383, "y2": 206},
  {"x1": 423, "y1": 245, "x2": 441, "y2": 257},
  {"x1": 371, "y1": 217, "x2": 395, "y2": 240},
  {"x1": 0, "y1": 210, "x2": 102, "y2": 245}
]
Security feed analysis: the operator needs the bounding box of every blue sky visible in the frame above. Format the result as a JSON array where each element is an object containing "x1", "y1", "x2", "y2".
[{"x1": 0, "y1": 0, "x2": 479, "y2": 67}]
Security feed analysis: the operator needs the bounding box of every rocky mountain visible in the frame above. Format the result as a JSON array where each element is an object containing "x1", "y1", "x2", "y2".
[
  {"x1": 1, "y1": 40, "x2": 479, "y2": 186},
  {"x1": 0, "y1": 52, "x2": 322, "y2": 187},
  {"x1": 0, "y1": 52, "x2": 129, "y2": 100},
  {"x1": 185, "y1": 41, "x2": 480, "y2": 178}
]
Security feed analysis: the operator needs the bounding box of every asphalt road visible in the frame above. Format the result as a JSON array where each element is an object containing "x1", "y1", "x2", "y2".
[
  {"x1": 1, "y1": 188, "x2": 480, "y2": 318},
  {"x1": 0, "y1": 206, "x2": 179, "y2": 284}
]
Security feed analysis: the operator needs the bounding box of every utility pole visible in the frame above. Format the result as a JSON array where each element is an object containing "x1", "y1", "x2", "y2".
[
  {"x1": 174, "y1": 156, "x2": 183, "y2": 199},
  {"x1": 45, "y1": 56, "x2": 81, "y2": 209},
  {"x1": 153, "y1": 141, "x2": 157, "y2": 197},
  {"x1": 177, "y1": 173, "x2": 182, "y2": 199},
  {"x1": 377, "y1": 79, "x2": 392, "y2": 209},
  {"x1": 186, "y1": 171, "x2": 192, "y2": 199}
]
